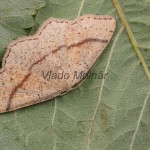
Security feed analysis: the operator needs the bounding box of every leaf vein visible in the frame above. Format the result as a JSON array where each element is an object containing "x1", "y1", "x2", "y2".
[
  {"x1": 86, "y1": 26, "x2": 124, "y2": 150},
  {"x1": 129, "y1": 90, "x2": 150, "y2": 150},
  {"x1": 52, "y1": 99, "x2": 57, "y2": 150},
  {"x1": 77, "y1": 0, "x2": 86, "y2": 17}
]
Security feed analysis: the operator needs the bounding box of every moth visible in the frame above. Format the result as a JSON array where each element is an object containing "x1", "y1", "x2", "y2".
[{"x1": 0, "y1": 15, "x2": 116, "y2": 113}]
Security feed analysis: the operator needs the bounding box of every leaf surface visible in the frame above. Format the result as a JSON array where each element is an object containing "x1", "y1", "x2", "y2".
[{"x1": 0, "y1": 0, "x2": 150, "y2": 150}]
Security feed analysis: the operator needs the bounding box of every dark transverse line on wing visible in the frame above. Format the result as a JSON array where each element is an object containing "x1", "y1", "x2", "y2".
[{"x1": 52, "y1": 38, "x2": 108, "y2": 53}]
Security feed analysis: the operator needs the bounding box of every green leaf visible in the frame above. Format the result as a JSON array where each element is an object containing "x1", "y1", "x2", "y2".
[
  {"x1": 0, "y1": 0, "x2": 150, "y2": 150},
  {"x1": 112, "y1": 0, "x2": 150, "y2": 79},
  {"x1": 0, "y1": 0, "x2": 46, "y2": 61}
]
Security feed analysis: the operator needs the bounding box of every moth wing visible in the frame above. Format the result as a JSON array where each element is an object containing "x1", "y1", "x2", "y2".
[
  {"x1": 4, "y1": 19, "x2": 69, "y2": 70},
  {"x1": 0, "y1": 15, "x2": 116, "y2": 113},
  {"x1": 66, "y1": 15, "x2": 116, "y2": 86},
  {"x1": 0, "y1": 20, "x2": 70, "y2": 113}
]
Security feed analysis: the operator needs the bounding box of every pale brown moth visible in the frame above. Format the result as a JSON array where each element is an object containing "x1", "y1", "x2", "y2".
[{"x1": 0, "y1": 15, "x2": 116, "y2": 113}]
